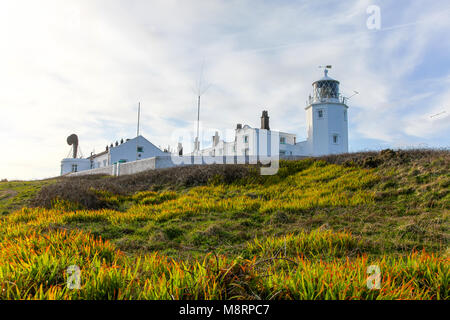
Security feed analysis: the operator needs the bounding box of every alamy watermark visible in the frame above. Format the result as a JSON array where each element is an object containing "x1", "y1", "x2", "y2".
[
  {"x1": 366, "y1": 265, "x2": 381, "y2": 290},
  {"x1": 168, "y1": 124, "x2": 280, "y2": 175},
  {"x1": 366, "y1": 5, "x2": 381, "y2": 30},
  {"x1": 66, "y1": 265, "x2": 81, "y2": 290}
]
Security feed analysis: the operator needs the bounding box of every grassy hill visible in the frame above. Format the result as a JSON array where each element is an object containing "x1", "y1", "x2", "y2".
[
  {"x1": 0, "y1": 149, "x2": 448, "y2": 299},
  {"x1": 0, "y1": 178, "x2": 56, "y2": 216}
]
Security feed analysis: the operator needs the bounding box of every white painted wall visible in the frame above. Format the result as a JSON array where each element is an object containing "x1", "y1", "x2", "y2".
[
  {"x1": 305, "y1": 102, "x2": 348, "y2": 156},
  {"x1": 92, "y1": 152, "x2": 109, "y2": 168},
  {"x1": 61, "y1": 158, "x2": 91, "y2": 175},
  {"x1": 62, "y1": 136, "x2": 168, "y2": 175},
  {"x1": 69, "y1": 155, "x2": 279, "y2": 177},
  {"x1": 109, "y1": 135, "x2": 167, "y2": 164}
]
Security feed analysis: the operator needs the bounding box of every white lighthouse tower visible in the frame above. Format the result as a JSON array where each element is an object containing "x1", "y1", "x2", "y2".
[{"x1": 304, "y1": 67, "x2": 349, "y2": 156}]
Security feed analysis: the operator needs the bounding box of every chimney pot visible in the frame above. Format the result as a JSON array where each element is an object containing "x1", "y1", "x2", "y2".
[
  {"x1": 261, "y1": 110, "x2": 270, "y2": 130},
  {"x1": 212, "y1": 131, "x2": 219, "y2": 146}
]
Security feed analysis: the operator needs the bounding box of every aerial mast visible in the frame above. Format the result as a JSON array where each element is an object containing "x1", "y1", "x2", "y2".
[
  {"x1": 194, "y1": 61, "x2": 210, "y2": 154},
  {"x1": 137, "y1": 102, "x2": 141, "y2": 137},
  {"x1": 136, "y1": 102, "x2": 140, "y2": 161}
]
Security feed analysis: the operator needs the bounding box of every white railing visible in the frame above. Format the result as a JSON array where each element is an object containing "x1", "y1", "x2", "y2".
[{"x1": 308, "y1": 95, "x2": 347, "y2": 105}]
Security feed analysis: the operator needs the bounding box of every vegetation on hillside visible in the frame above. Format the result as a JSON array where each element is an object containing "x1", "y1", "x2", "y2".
[
  {"x1": 0, "y1": 179, "x2": 56, "y2": 216},
  {"x1": 0, "y1": 149, "x2": 448, "y2": 299},
  {"x1": 0, "y1": 228, "x2": 447, "y2": 299}
]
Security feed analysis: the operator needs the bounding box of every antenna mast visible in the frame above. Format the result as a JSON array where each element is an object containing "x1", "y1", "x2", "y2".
[
  {"x1": 342, "y1": 91, "x2": 359, "y2": 104},
  {"x1": 196, "y1": 94, "x2": 200, "y2": 144},
  {"x1": 194, "y1": 61, "x2": 210, "y2": 154},
  {"x1": 137, "y1": 102, "x2": 141, "y2": 137},
  {"x1": 136, "y1": 102, "x2": 140, "y2": 161}
]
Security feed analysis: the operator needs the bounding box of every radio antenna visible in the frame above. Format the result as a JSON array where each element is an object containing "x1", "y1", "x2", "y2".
[
  {"x1": 193, "y1": 60, "x2": 211, "y2": 153},
  {"x1": 136, "y1": 102, "x2": 141, "y2": 161},
  {"x1": 137, "y1": 102, "x2": 141, "y2": 137}
]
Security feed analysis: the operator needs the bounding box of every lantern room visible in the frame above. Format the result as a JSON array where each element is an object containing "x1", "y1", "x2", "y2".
[{"x1": 311, "y1": 68, "x2": 340, "y2": 103}]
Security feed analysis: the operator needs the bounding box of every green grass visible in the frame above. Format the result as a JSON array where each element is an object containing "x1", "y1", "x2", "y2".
[
  {"x1": 0, "y1": 228, "x2": 447, "y2": 299},
  {"x1": 0, "y1": 150, "x2": 448, "y2": 299},
  {"x1": 0, "y1": 179, "x2": 57, "y2": 216}
]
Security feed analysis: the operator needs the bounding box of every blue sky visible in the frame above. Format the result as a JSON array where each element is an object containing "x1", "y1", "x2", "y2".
[{"x1": 0, "y1": 0, "x2": 449, "y2": 180}]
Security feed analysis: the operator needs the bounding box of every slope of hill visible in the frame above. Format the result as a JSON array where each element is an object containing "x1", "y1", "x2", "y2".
[
  {"x1": 0, "y1": 149, "x2": 448, "y2": 299},
  {"x1": 0, "y1": 179, "x2": 57, "y2": 216}
]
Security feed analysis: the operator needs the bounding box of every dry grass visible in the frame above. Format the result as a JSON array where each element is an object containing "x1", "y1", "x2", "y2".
[{"x1": 31, "y1": 164, "x2": 255, "y2": 209}]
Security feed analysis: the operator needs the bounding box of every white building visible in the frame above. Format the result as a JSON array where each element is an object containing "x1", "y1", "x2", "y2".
[
  {"x1": 89, "y1": 135, "x2": 168, "y2": 169},
  {"x1": 61, "y1": 68, "x2": 349, "y2": 175},
  {"x1": 189, "y1": 69, "x2": 349, "y2": 158},
  {"x1": 61, "y1": 158, "x2": 91, "y2": 175},
  {"x1": 61, "y1": 135, "x2": 168, "y2": 175}
]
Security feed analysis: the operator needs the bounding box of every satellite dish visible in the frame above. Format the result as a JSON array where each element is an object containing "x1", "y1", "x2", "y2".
[{"x1": 67, "y1": 134, "x2": 79, "y2": 158}]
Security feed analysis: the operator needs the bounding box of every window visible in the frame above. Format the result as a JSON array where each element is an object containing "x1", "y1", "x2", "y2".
[
  {"x1": 243, "y1": 135, "x2": 249, "y2": 143},
  {"x1": 103, "y1": 160, "x2": 107, "y2": 166},
  {"x1": 333, "y1": 134, "x2": 339, "y2": 144},
  {"x1": 71, "y1": 164, "x2": 78, "y2": 172},
  {"x1": 314, "y1": 80, "x2": 339, "y2": 101},
  {"x1": 318, "y1": 110, "x2": 323, "y2": 118},
  {"x1": 280, "y1": 137, "x2": 286, "y2": 144},
  {"x1": 137, "y1": 146, "x2": 144, "y2": 152},
  {"x1": 344, "y1": 110, "x2": 347, "y2": 121}
]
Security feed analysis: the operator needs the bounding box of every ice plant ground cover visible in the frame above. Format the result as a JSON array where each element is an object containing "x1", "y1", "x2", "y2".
[{"x1": 0, "y1": 150, "x2": 448, "y2": 299}]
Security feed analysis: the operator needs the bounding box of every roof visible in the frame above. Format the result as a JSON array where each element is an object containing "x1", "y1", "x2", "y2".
[
  {"x1": 313, "y1": 69, "x2": 339, "y2": 84},
  {"x1": 89, "y1": 150, "x2": 108, "y2": 160}
]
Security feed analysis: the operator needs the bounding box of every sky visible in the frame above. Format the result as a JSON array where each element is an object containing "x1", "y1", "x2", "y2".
[{"x1": 0, "y1": 0, "x2": 449, "y2": 180}]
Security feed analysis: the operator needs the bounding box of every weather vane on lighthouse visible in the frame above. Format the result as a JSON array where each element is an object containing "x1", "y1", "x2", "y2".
[{"x1": 318, "y1": 65, "x2": 332, "y2": 77}]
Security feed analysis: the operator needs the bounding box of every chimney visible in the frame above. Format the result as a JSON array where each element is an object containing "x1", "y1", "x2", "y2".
[
  {"x1": 236, "y1": 123, "x2": 242, "y2": 130},
  {"x1": 212, "y1": 131, "x2": 219, "y2": 146},
  {"x1": 261, "y1": 110, "x2": 270, "y2": 130}
]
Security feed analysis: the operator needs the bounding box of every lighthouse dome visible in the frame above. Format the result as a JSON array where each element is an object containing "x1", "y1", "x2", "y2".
[{"x1": 311, "y1": 69, "x2": 341, "y2": 103}]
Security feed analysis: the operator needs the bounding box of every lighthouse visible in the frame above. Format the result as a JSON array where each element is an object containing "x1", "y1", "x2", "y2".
[{"x1": 304, "y1": 67, "x2": 349, "y2": 156}]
